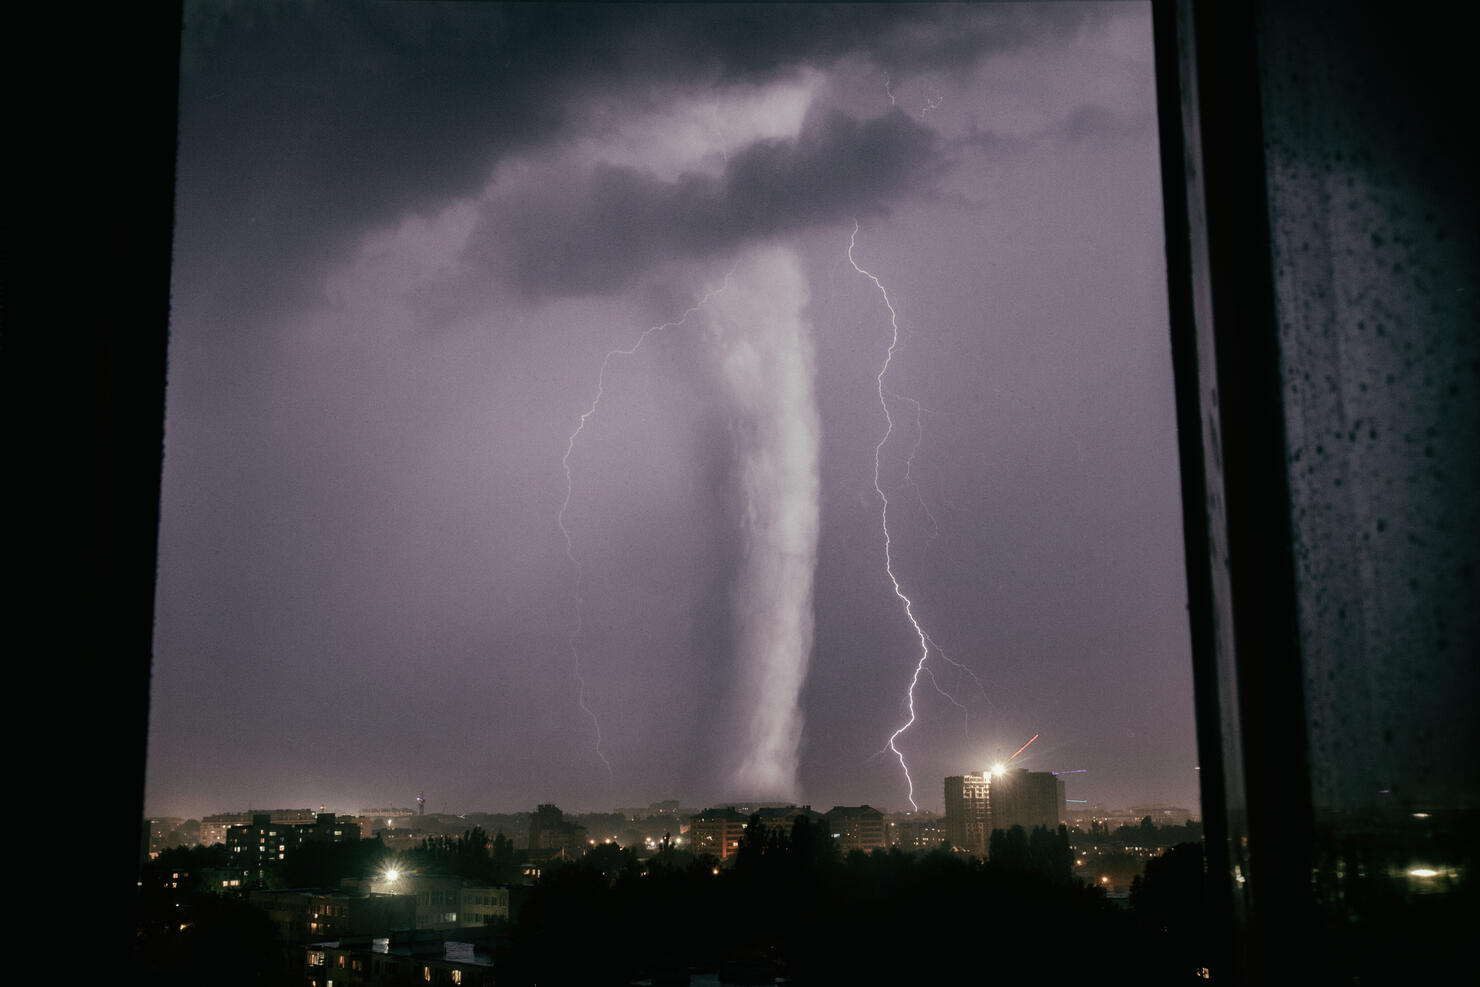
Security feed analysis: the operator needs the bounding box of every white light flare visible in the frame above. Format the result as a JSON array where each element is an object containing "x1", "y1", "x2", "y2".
[
  {"x1": 558, "y1": 268, "x2": 737, "y2": 784},
  {"x1": 848, "y1": 220, "x2": 933, "y2": 810}
]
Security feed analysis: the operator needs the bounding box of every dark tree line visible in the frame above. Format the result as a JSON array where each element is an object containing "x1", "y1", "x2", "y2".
[
  {"x1": 1077, "y1": 817, "x2": 1204, "y2": 846},
  {"x1": 988, "y1": 823, "x2": 1075, "y2": 881},
  {"x1": 136, "y1": 823, "x2": 1211, "y2": 985},
  {"x1": 500, "y1": 815, "x2": 1205, "y2": 986},
  {"x1": 400, "y1": 826, "x2": 520, "y2": 886}
]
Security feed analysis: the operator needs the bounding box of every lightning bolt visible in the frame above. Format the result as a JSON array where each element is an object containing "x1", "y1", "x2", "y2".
[
  {"x1": 850, "y1": 223, "x2": 994, "y2": 810},
  {"x1": 926, "y1": 632, "x2": 992, "y2": 706},
  {"x1": 558, "y1": 266, "x2": 737, "y2": 785},
  {"x1": 892, "y1": 391, "x2": 992, "y2": 721},
  {"x1": 883, "y1": 72, "x2": 896, "y2": 106},
  {"x1": 848, "y1": 220, "x2": 941, "y2": 811},
  {"x1": 890, "y1": 388, "x2": 940, "y2": 542}
]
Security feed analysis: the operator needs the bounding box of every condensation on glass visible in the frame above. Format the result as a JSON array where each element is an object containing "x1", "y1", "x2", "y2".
[
  {"x1": 1162, "y1": 2, "x2": 1476, "y2": 981},
  {"x1": 1253, "y1": 0, "x2": 1477, "y2": 976}
]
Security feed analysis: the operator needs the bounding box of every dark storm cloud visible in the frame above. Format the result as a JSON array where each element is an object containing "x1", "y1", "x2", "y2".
[
  {"x1": 151, "y1": 3, "x2": 1201, "y2": 818},
  {"x1": 603, "y1": 3, "x2": 1101, "y2": 81},
  {"x1": 176, "y1": 2, "x2": 1099, "y2": 328},
  {"x1": 461, "y1": 108, "x2": 938, "y2": 299},
  {"x1": 1060, "y1": 104, "x2": 1153, "y2": 142}
]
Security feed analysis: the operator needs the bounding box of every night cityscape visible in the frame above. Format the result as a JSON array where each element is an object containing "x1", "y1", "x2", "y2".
[
  {"x1": 140, "y1": 6, "x2": 1208, "y2": 980},
  {"x1": 63, "y1": 1, "x2": 1469, "y2": 985},
  {"x1": 140, "y1": 778, "x2": 1208, "y2": 985}
]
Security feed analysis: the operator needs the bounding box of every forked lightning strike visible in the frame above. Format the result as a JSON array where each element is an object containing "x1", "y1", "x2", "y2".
[
  {"x1": 890, "y1": 388, "x2": 940, "y2": 542},
  {"x1": 849, "y1": 222, "x2": 943, "y2": 810},
  {"x1": 851, "y1": 222, "x2": 991, "y2": 807},
  {"x1": 558, "y1": 268, "x2": 737, "y2": 784}
]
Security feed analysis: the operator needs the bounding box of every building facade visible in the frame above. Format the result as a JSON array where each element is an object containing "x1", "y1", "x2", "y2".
[
  {"x1": 355, "y1": 874, "x2": 512, "y2": 930},
  {"x1": 825, "y1": 805, "x2": 888, "y2": 853},
  {"x1": 225, "y1": 812, "x2": 361, "y2": 873},
  {"x1": 944, "y1": 774, "x2": 991, "y2": 854},
  {"x1": 945, "y1": 770, "x2": 1061, "y2": 856},
  {"x1": 886, "y1": 810, "x2": 947, "y2": 852},
  {"x1": 527, "y1": 804, "x2": 588, "y2": 859},
  {"x1": 988, "y1": 769, "x2": 1061, "y2": 835},
  {"x1": 250, "y1": 889, "x2": 416, "y2": 956},
  {"x1": 687, "y1": 807, "x2": 750, "y2": 861}
]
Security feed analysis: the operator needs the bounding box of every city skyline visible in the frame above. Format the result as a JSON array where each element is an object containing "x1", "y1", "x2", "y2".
[
  {"x1": 148, "y1": 2, "x2": 1198, "y2": 821},
  {"x1": 151, "y1": 792, "x2": 1197, "y2": 825}
]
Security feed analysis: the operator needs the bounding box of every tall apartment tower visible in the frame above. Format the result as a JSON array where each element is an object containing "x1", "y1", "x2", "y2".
[
  {"x1": 944, "y1": 773, "x2": 991, "y2": 854},
  {"x1": 945, "y1": 769, "x2": 1062, "y2": 856},
  {"x1": 986, "y1": 768, "x2": 1061, "y2": 834}
]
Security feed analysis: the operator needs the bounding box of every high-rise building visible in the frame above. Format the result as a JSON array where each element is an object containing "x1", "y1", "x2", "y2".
[
  {"x1": 944, "y1": 773, "x2": 991, "y2": 854},
  {"x1": 944, "y1": 769, "x2": 1062, "y2": 856},
  {"x1": 987, "y1": 768, "x2": 1061, "y2": 835}
]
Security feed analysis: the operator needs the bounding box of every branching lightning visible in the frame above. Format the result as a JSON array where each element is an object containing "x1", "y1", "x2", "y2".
[
  {"x1": 890, "y1": 391, "x2": 996, "y2": 722},
  {"x1": 848, "y1": 220, "x2": 962, "y2": 811},
  {"x1": 557, "y1": 267, "x2": 737, "y2": 784},
  {"x1": 890, "y1": 389, "x2": 940, "y2": 542}
]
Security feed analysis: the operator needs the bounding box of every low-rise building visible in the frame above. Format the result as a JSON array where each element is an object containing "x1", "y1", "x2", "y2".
[
  {"x1": 350, "y1": 874, "x2": 512, "y2": 930},
  {"x1": 307, "y1": 930, "x2": 496, "y2": 987},
  {"x1": 528, "y1": 804, "x2": 587, "y2": 860},
  {"x1": 825, "y1": 805, "x2": 888, "y2": 852},
  {"x1": 886, "y1": 810, "x2": 947, "y2": 851},
  {"x1": 753, "y1": 805, "x2": 826, "y2": 837},
  {"x1": 226, "y1": 812, "x2": 361, "y2": 873},
  {"x1": 201, "y1": 808, "x2": 321, "y2": 846},
  {"x1": 250, "y1": 888, "x2": 415, "y2": 955},
  {"x1": 687, "y1": 807, "x2": 750, "y2": 860}
]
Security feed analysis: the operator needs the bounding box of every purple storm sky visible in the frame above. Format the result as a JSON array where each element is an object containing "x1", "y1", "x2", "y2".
[{"x1": 147, "y1": 1, "x2": 1197, "y2": 819}]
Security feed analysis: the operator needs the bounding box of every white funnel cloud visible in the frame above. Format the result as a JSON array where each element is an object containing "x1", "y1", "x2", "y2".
[{"x1": 707, "y1": 245, "x2": 822, "y2": 801}]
